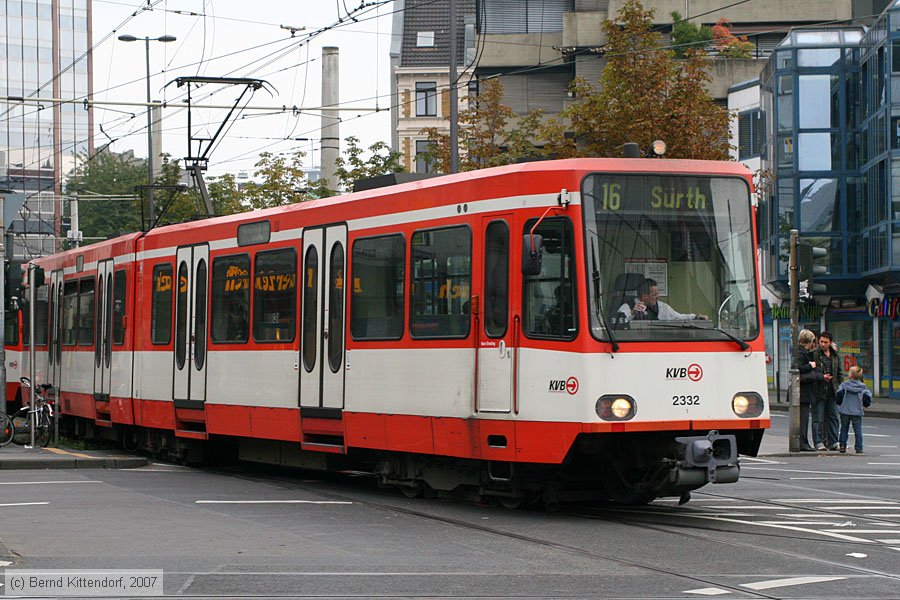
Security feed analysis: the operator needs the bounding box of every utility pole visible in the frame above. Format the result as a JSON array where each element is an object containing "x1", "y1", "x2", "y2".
[
  {"x1": 449, "y1": 0, "x2": 459, "y2": 174},
  {"x1": 789, "y1": 229, "x2": 801, "y2": 452}
]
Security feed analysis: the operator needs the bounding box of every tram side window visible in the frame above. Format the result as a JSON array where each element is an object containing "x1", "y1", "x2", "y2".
[
  {"x1": 5, "y1": 310, "x2": 18, "y2": 345},
  {"x1": 523, "y1": 218, "x2": 577, "y2": 339},
  {"x1": 113, "y1": 270, "x2": 126, "y2": 345},
  {"x1": 21, "y1": 300, "x2": 48, "y2": 347},
  {"x1": 77, "y1": 277, "x2": 95, "y2": 345},
  {"x1": 253, "y1": 249, "x2": 297, "y2": 343},
  {"x1": 211, "y1": 254, "x2": 250, "y2": 343},
  {"x1": 410, "y1": 226, "x2": 471, "y2": 338},
  {"x1": 351, "y1": 234, "x2": 405, "y2": 340},
  {"x1": 151, "y1": 264, "x2": 173, "y2": 345},
  {"x1": 62, "y1": 280, "x2": 79, "y2": 345}
]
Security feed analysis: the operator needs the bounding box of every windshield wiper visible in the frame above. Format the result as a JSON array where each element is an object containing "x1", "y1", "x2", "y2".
[{"x1": 648, "y1": 321, "x2": 750, "y2": 351}]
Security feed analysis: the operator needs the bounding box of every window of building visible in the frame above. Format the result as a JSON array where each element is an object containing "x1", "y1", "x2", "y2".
[
  {"x1": 480, "y1": 0, "x2": 572, "y2": 34},
  {"x1": 416, "y1": 31, "x2": 434, "y2": 47},
  {"x1": 151, "y1": 264, "x2": 173, "y2": 345},
  {"x1": 738, "y1": 110, "x2": 765, "y2": 160},
  {"x1": 253, "y1": 249, "x2": 297, "y2": 343},
  {"x1": 113, "y1": 270, "x2": 126, "y2": 345},
  {"x1": 211, "y1": 254, "x2": 250, "y2": 343},
  {"x1": 410, "y1": 226, "x2": 471, "y2": 339},
  {"x1": 351, "y1": 235, "x2": 405, "y2": 340},
  {"x1": 415, "y1": 82, "x2": 437, "y2": 117},
  {"x1": 77, "y1": 277, "x2": 94, "y2": 345},
  {"x1": 415, "y1": 140, "x2": 433, "y2": 174},
  {"x1": 523, "y1": 218, "x2": 576, "y2": 339}
]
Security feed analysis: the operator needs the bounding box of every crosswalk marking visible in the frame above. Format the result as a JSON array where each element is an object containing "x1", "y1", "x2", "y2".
[{"x1": 741, "y1": 576, "x2": 846, "y2": 591}]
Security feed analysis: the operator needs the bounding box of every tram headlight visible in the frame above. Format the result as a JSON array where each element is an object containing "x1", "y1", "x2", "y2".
[
  {"x1": 596, "y1": 395, "x2": 636, "y2": 421},
  {"x1": 732, "y1": 392, "x2": 764, "y2": 418}
]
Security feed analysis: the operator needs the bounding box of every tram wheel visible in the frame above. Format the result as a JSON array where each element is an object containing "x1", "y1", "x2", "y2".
[{"x1": 399, "y1": 482, "x2": 424, "y2": 498}]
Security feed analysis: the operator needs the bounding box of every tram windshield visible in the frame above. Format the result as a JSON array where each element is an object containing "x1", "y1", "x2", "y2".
[{"x1": 583, "y1": 174, "x2": 759, "y2": 343}]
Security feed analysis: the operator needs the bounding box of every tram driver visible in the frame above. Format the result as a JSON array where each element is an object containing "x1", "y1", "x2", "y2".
[{"x1": 616, "y1": 278, "x2": 708, "y2": 323}]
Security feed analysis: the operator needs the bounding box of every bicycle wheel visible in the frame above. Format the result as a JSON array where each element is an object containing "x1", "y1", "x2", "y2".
[
  {"x1": 35, "y1": 411, "x2": 52, "y2": 448},
  {"x1": 0, "y1": 413, "x2": 14, "y2": 446}
]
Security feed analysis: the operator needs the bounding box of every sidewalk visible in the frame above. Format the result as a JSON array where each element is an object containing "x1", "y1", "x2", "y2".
[
  {"x1": 0, "y1": 442, "x2": 147, "y2": 470},
  {"x1": 768, "y1": 391, "x2": 900, "y2": 419}
]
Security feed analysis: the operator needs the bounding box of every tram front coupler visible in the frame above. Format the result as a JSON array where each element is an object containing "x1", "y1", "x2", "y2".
[{"x1": 670, "y1": 430, "x2": 740, "y2": 487}]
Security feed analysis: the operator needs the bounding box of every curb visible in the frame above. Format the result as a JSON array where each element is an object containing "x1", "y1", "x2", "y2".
[
  {"x1": 0, "y1": 455, "x2": 148, "y2": 470},
  {"x1": 768, "y1": 403, "x2": 900, "y2": 419}
]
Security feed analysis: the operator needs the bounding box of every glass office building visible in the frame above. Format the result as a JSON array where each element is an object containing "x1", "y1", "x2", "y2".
[
  {"x1": 1, "y1": 0, "x2": 92, "y2": 259},
  {"x1": 756, "y1": 0, "x2": 900, "y2": 396}
]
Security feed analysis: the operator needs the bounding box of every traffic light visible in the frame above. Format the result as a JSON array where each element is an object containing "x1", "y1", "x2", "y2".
[{"x1": 798, "y1": 241, "x2": 827, "y2": 296}]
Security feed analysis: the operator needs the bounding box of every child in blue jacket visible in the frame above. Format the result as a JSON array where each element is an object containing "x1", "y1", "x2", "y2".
[{"x1": 835, "y1": 366, "x2": 873, "y2": 454}]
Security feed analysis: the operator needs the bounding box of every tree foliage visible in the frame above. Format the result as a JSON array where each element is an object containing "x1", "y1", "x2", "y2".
[
  {"x1": 711, "y1": 18, "x2": 755, "y2": 59},
  {"x1": 333, "y1": 136, "x2": 405, "y2": 191},
  {"x1": 540, "y1": 0, "x2": 732, "y2": 161},
  {"x1": 65, "y1": 151, "x2": 146, "y2": 242},
  {"x1": 420, "y1": 78, "x2": 541, "y2": 172},
  {"x1": 670, "y1": 11, "x2": 712, "y2": 58}
]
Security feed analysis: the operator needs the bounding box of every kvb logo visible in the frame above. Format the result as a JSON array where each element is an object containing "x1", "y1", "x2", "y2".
[
  {"x1": 549, "y1": 377, "x2": 579, "y2": 394},
  {"x1": 666, "y1": 364, "x2": 703, "y2": 382}
]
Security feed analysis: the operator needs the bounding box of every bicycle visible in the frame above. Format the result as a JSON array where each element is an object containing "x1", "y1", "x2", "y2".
[{"x1": 3, "y1": 377, "x2": 56, "y2": 448}]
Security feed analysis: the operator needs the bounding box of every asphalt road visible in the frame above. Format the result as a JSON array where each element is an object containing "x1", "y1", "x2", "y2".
[{"x1": 1, "y1": 415, "x2": 898, "y2": 599}]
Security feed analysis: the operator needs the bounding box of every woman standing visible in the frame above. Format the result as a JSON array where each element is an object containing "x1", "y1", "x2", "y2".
[{"x1": 796, "y1": 329, "x2": 822, "y2": 452}]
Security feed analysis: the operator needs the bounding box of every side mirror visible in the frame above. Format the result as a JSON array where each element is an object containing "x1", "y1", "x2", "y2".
[
  {"x1": 31, "y1": 266, "x2": 46, "y2": 287},
  {"x1": 522, "y1": 234, "x2": 543, "y2": 276}
]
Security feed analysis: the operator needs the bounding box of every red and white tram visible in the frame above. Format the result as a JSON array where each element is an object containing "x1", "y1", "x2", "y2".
[{"x1": 16, "y1": 158, "x2": 768, "y2": 504}]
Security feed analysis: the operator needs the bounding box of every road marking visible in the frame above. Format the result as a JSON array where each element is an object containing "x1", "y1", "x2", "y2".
[
  {"x1": 0, "y1": 480, "x2": 100, "y2": 485},
  {"x1": 195, "y1": 500, "x2": 353, "y2": 505},
  {"x1": 0, "y1": 502, "x2": 49, "y2": 507},
  {"x1": 867, "y1": 463, "x2": 900, "y2": 466},
  {"x1": 759, "y1": 521, "x2": 847, "y2": 526},
  {"x1": 741, "y1": 576, "x2": 846, "y2": 591},
  {"x1": 771, "y1": 499, "x2": 898, "y2": 504},
  {"x1": 690, "y1": 515, "x2": 875, "y2": 543},
  {"x1": 700, "y1": 505, "x2": 783, "y2": 510},
  {"x1": 866, "y1": 514, "x2": 900, "y2": 517},
  {"x1": 878, "y1": 539, "x2": 900, "y2": 544},
  {"x1": 792, "y1": 476, "x2": 900, "y2": 480},
  {"x1": 846, "y1": 553, "x2": 867, "y2": 558},
  {"x1": 740, "y1": 457, "x2": 784, "y2": 464},
  {"x1": 683, "y1": 587, "x2": 730, "y2": 595},
  {"x1": 44, "y1": 447, "x2": 92, "y2": 458},
  {"x1": 869, "y1": 445, "x2": 897, "y2": 448},
  {"x1": 825, "y1": 529, "x2": 900, "y2": 534},
  {"x1": 864, "y1": 433, "x2": 891, "y2": 437},
  {"x1": 745, "y1": 466, "x2": 900, "y2": 479}
]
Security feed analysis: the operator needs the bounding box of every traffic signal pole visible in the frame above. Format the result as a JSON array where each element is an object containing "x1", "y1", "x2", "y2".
[{"x1": 789, "y1": 229, "x2": 801, "y2": 452}]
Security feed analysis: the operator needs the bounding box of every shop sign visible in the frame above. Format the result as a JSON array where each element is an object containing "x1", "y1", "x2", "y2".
[
  {"x1": 770, "y1": 304, "x2": 822, "y2": 320},
  {"x1": 868, "y1": 296, "x2": 900, "y2": 319}
]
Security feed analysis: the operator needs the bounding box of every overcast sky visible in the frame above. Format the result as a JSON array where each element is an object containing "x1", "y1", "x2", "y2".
[{"x1": 91, "y1": 0, "x2": 396, "y2": 178}]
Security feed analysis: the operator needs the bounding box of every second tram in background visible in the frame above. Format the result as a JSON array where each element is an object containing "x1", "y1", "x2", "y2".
[{"x1": 9, "y1": 156, "x2": 768, "y2": 505}]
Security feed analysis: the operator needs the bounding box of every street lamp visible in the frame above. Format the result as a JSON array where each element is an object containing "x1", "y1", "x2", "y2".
[{"x1": 117, "y1": 33, "x2": 176, "y2": 228}]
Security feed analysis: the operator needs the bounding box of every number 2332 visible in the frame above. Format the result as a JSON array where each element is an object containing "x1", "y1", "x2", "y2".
[{"x1": 673, "y1": 395, "x2": 700, "y2": 406}]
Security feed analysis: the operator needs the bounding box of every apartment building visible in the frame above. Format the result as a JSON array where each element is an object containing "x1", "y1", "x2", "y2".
[{"x1": 392, "y1": 0, "x2": 880, "y2": 172}]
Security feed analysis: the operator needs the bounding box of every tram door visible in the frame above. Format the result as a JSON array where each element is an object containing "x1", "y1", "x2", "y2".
[
  {"x1": 299, "y1": 224, "x2": 347, "y2": 411},
  {"x1": 47, "y1": 269, "x2": 64, "y2": 389},
  {"x1": 477, "y1": 217, "x2": 514, "y2": 413},
  {"x1": 93, "y1": 260, "x2": 114, "y2": 399},
  {"x1": 173, "y1": 245, "x2": 209, "y2": 407}
]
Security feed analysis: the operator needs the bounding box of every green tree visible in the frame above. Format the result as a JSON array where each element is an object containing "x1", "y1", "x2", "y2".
[
  {"x1": 540, "y1": 0, "x2": 732, "y2": 161},
  {"x1": 205, "y1": 173, "x2": 248, "y2": 215},
  {"x1": 420, "y1": 78, "x2": 541, "y2": 172},
  {"x1": 333, "y1": 136, "x2": 405, "y2": 191},
  {"x1": 670, "y1": 11, "x2": 712, "y2": 58},
  {"x1": 65, "y1": 151, "x2": 145, "y2": 242},
  {"x1": 241, "y1": 150, "x2": 308, "y2": 209}
]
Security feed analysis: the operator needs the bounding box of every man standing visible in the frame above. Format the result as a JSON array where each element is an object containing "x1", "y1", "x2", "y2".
[{"x1": 812, "y1": 331, "x2": 843, "y2": 451}]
